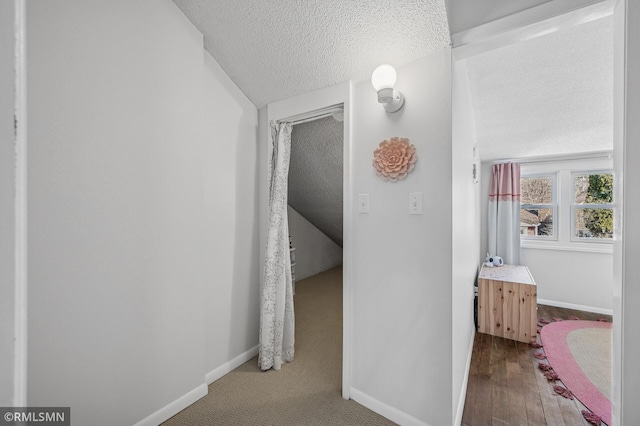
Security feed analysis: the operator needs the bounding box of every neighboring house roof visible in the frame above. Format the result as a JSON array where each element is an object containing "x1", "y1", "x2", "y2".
[{"x1": 520, "y1": 209, "x2": 541, "y2": 226}]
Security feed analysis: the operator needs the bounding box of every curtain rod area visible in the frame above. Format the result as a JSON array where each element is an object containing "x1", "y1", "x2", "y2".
[{"x1": 279, "y1": 104, "x2": 344, "y2": 126}]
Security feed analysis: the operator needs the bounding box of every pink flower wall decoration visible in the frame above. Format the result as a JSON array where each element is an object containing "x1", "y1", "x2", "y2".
[{"x1": 372, "y1": 137, "x2": 417, "y2": 182}]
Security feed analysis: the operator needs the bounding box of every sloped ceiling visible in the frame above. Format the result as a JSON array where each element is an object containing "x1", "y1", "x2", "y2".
[
  {"x1": 445, "y1": 0, "x2": 551, "y2": 35},
  {"x1": 170, "y1": 1, "x2": 449, "y2": 244},
  {"x1": 170, "y1": 1, "x2": 612, "y2": 245},
  {"x1": 289, "y1": 116, "x2": 344, "y2": 247},
  {"x1": 171, "y1": 0, "x2": 450, "y2": 108},
  {"x1": 465, "y1": 15, "x2": 613, "y2": 161}
]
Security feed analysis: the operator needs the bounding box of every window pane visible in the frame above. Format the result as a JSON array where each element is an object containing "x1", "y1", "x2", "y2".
[
  {"x1": 520, "y1": 208, "x2": 553, "y2": 236},
  {"x1": 521, "y1": 176, "x2": 553, "y2": 204},
  {"x1": 575, "y1": 207, "x2": 613, "y2": 239},
  {"x1": 574, "y1": 173, "x2": 613, "y2": 204}
]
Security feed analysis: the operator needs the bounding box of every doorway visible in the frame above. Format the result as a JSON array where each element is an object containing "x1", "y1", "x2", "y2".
[
  {"x1": 264, "y1": 82, "x2": 353, "y2": 399},
  {"x1": 288, "y1": 113, "x2": 344, "y2": 283},
  {"x1": 453, "y1": 4, "x2": 620, "y2": 422},
  {"x1": 455, "y1": 2, "x2": 614, "y2": 318}
]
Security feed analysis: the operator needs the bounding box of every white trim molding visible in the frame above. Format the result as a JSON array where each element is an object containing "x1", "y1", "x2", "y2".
[
  {"x1": 538, "y1": 298, "x2": 613, "y2": 316},
  {"x1": 521, "y1": 241, "x2": 613, "y2": 254},
  {"x1": 452, "y1": 0, "x2": 613, "y2": 60},
  {"x1": 133, "y1": 384, "x2": 207, "y2": 426},
  {"x1": 350, "y1": 388, "x2": 432, "y2": 426},
  {"x1": 13, "y1": 0, "x2": 28, "y2": 407},
  {"x1": 205, "y1": 345, "x2": 258, "y2": 385},
  {"x1": 454, "y1": 330, "x2": 475, "y2": 426}
]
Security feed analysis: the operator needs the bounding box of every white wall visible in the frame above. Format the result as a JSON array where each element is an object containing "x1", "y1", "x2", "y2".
[
  {"x1": 25, "y1": 1, "x2": 259, "y2": 424},
  {"x1": 0, "y1": 0, "x2": 15, "y2": 407},
  {"x1": 262, "y1": 56, "x2": 456, "y2": 424},
  {"x1": 229, "y1": 66, "x2": 262, "y2": 364},
  {"x1": 451, "y1": 58, "x2": 481, "y2": 424},
  {"x1": 202, "y1": 51, "x2": 260, "y2": 378},
  {"x1": 350, "y1": 50, "x2": 453, "y2": 426},
  {"x1": 288, "y1": 205, "x2": 343, "y2": 281},
  {"x1": 522, "y1": 249, "x2": 612, "y2": 312},
  {"x1": 614, "y1": 0, "x2": 640, "y2": 423}
]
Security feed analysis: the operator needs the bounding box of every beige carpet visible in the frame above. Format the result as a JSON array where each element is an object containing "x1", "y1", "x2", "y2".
[{"x1": 163, "y1": 266, "x2": 395, "y2": 426}]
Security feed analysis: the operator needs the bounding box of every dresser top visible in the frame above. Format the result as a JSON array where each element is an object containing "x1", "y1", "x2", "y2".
[{"x1": 479, "y1": 264, "x2": 536, "y2": 286}]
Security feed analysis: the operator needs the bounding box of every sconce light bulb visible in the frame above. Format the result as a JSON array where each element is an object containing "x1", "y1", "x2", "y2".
[{"x1": 371, "y1": 64, "x2": 397, "y2": 91}]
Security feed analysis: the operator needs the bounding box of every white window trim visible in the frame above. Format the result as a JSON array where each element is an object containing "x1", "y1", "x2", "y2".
[
  {"x1": 519, "y1": 156, "x2": 613, "y2": 254},
  {"x1": 520, "y1": 239, "x2": 613, "y2": 253},
  {"x1": 570, "y1": 170, "x2": 614, "y2": 243},
  {"x1": 520, "y1": 172, "x2": 558, "y2": 241}
]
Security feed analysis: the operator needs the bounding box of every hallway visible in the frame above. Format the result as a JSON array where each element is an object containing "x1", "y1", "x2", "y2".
[{"x1": 164, "y1": 267, "x2": 393, "y2": 425}]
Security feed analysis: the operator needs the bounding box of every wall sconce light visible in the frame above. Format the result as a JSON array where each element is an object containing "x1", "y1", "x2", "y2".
[{"x1": 371, "y1": 64, "x2": 404, "y2": 113}]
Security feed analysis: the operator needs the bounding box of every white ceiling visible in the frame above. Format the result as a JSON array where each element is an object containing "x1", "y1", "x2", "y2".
[
  {"x1": 171, "y1": 0, "x2": 450, "y2": 108},
  {"x1": 465, "y1": 14, "x2": 613, "y2": 161}
]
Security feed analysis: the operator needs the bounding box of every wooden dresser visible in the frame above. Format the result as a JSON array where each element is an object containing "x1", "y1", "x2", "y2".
[{"x1": 477, "y1": 264, "x2": 537, "y2": 343}]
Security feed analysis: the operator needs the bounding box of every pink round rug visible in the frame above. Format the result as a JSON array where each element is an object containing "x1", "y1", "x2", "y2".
[{"x1": 541, "y1": 320, "x2": 612, "y2": 425}]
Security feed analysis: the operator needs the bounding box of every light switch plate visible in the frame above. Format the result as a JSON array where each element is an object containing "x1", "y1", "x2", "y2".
[
  {"x1": 358, "y1": 193, "x2": 370, "y2": 214},
  {"x1": 409, "y1": 192, "x2": 423, "y2": 215}
]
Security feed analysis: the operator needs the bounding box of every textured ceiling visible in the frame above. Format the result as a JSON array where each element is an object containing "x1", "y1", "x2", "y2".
[
  {"x1": 170, "y1": 0, "x2": 448, "y2": 246},
  {"x1": 465, "y1": 15, "x2": 613, "y2": 161},
  {"x1": 171, "y1": 0, "x2": 450, "y2": 108},
  {"x1": 289, "y1": 116, "x2": 344, "y2": 247},
  {"x1": 169, "y1": 1, "x2": 612, "y2": 241}
]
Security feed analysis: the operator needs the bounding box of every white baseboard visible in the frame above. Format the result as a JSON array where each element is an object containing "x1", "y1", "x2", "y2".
[
  {"x1": 537, "y1": 298, "x2": 613, "y2": 316},
  {"x1": 133, "y1": 383, "x2": 207, "y2": 426},
  {"x1": 205, "y1": 345, "x2": 259, "y2": 384},
  {"x1": 350, "y1": 388, "x2": 432, "y2": 426},
  {"x1": 454, "y1": 330, "x2": 475, "y2": 426},
  {"x1": 133, "y1": 345, "x2": 258, "y2": 426}
]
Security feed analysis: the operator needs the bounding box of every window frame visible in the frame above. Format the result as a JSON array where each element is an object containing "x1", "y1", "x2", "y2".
[
  {"x1": 517, "y1": 156, "x2": 614, "y2": 254},
  {"x1": 570, "y1": 170, "x2": 614, "y2": 243},
  {"x1": 520, "y1": 173, "x2": 558, "y2": 241}
]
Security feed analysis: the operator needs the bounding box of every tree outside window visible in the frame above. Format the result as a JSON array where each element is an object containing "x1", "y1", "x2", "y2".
[{"x1": 573, "y1": 172, "x2": 613, "y2": 239}]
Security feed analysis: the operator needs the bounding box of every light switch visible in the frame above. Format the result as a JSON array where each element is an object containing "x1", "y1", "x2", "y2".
[
  {"x1": 409, "y1": 192, "x2": 422, "y2": 215},
  {"x1": 358, "y1": 193, "x2": 370, "y2": 214}
]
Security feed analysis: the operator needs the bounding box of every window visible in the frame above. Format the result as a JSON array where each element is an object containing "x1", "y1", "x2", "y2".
[
  {"x1": 572, "y1": 172, "x2": 614, "y2": 240},
  {"x1": 518, "y1": 158, "x2": 613, "y2": 252},
  {"x1": 520, "y1": 175, "x2": 556, "y2": 238}
]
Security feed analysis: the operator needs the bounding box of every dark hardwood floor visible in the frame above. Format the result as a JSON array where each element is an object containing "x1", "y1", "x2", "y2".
[{"x1": 462, "y1": 304, "x2": 612, "y2": 426}]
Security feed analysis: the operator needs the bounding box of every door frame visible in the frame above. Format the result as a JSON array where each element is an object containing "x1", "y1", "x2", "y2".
[
  {"x1": 13, "y1": 0, "x2": 28, "y2": 407},
  {"x1": 263, "y1": 81, "x2": 353, "y2": 399},
  {"x1": 449, "y1": 0, "x2": 626, "y2": 421}
]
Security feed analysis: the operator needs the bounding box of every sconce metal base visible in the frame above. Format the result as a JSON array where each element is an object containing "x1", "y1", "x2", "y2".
[{"x1": 377, "y1": 88, "x2": 405, "y2": 113}]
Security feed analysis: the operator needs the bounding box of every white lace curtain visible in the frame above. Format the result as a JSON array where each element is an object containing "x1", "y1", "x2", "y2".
[
  {"x1": 259, "y1": 121, "x2": 295, "y2": 371},
  {"x1": 487, "y1": 162, "x2": 521, "y2": 265}
]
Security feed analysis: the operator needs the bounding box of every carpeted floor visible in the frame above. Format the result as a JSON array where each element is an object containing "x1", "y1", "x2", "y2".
[{"x1": 163, "y1": 266, "x2": 395, "y2": 426}]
